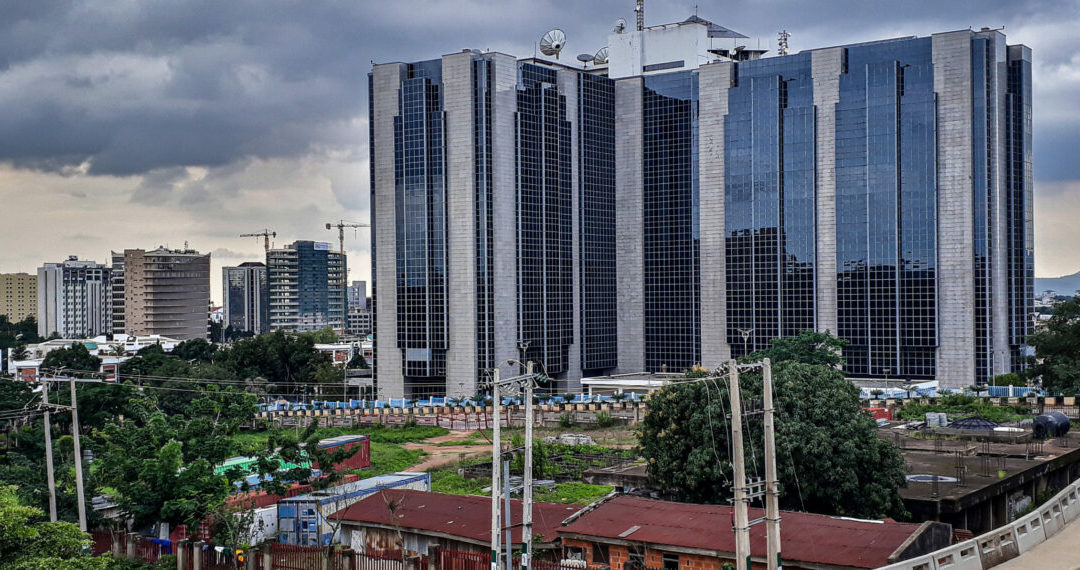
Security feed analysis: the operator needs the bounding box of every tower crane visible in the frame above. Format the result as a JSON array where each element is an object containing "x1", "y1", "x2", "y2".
[
  {"x1": 325, "y1": 220, "x2": 369, "y2": 255},
  {"x1": 239, "y1": 229, "x2": 277, "y2": 253}
]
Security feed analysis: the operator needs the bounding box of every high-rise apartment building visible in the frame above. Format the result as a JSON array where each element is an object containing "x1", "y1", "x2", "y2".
[
  {"x1": 37, "y1": 257, "x2": 112, "y2": 338},
  {"x1": 223, "y1": 262, "x2": 268, "y2": 335},
  {"x1": 109, "y1": 251, "x2": 126, "y2": 335},
  {"x1": 267, "y1": 241, "x2": 346, "y2": 332},
  {"x1": 371, "y1": 15, "x2": 1033, "y2": 396},
  {"x1": 0, "y1": 273, "x2": 37, "y2": 322},
  {"x1": 123, "y1": 247, "x2": 211, "y2": 340}
]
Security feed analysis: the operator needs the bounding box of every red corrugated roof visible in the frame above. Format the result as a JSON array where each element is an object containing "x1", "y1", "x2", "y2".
[
  {"x1": 334, "y1": 490, "x2": 581, "y2": 545},
  {"x1": 560, "y1": 496, "x2": 923, "y2": 569}
]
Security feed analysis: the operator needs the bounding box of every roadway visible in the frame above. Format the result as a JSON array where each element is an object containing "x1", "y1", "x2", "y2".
[{"x1": 998, "y1": 516, "x2": 1080, "y2": 569}]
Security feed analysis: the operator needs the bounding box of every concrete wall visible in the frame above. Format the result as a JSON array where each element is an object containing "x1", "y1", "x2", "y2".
[
  {"x1": 491, "y1": 54, "x2": 520, "y2": 390},
  {"x1": 443, "y1": 52, "x2": 479, "y2": 398},
  {"x1": 811, "y1": 47, "x2": 844, "y2": 337},
  {"x1": 371, "y1": 63, "x2": 406, "y2": 399},
  {"x1": 559, "y1": 68, "x2": 584, "y2": 390},
  {"x1": 933, "y1": 31, "x2": 977, "y2": 389},
  {"x1": 697, "y1": 61, "x2": 732, "y2": 369},
  {"x1": 614, "y1": 78, "x2": 645, "y2": 373}
]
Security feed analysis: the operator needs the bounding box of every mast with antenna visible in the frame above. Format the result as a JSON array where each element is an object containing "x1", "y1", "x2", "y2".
[
  {"x1": 635, "y1": 0, "x2": 644, "y2": 31},
  {"x1": 778, "y1": 30, "x2": 790, "y2": 56}
]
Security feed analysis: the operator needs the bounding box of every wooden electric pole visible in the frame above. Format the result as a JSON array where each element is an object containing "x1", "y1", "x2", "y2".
[
  {"x1": 522, "y1": 361, "x2": 535, "y2": 570},
  {"x1": 42, "y1": 380, "x2": 57, "y2": 522},
  {"x1": 763, "y1": 358, "x2": 782, "y2": 570},
  {"x1": 490, "y1": 369, "x2": 502, "y2": 570},
  {"x1": 69, "y1": 376, "x2": 87, "y2": 531},
  {"x1": 728, "y1": 360, "x2": 751, "y2": 570}
]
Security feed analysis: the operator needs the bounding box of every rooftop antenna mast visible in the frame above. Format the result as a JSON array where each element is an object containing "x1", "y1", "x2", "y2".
[
  {"x1": 635, "y1": 0, "x2": 644, "y2": 31},
  {"x1": 778, "y1": 29, "x2": 790, "y2": 56}
]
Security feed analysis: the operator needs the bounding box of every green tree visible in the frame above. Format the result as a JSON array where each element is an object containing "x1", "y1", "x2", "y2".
[
  {"x1": 40, "y1": 344, "x2": 101, "y2": 377},
  {"x1": 94, "y1": 389, "x2": 260, "y2": 529},
  {"x1": 638, "y1": 362, "x2": 907, "y2": 519},
  {"x1": 171, "y1": 338, "x2": 217, "y2": 362},
  {"x1": 1027, "y1": 297, "x2": 1080, "y2": 394},
  {"x1": 0, "y1": 484, "x2": 117, "y2": 569},
  {"x1": 305, "y1": 327, "x2": 339, "y2": 344},
  {"x1": 347, "y1": 353, "x2": 370, "y2": 370},
  {"x1": 992, "y1": 373, "x2": 1026, "y2": 387},
  {"x1": 745, "y1": 330, "x2": 848, "y2": 367}
]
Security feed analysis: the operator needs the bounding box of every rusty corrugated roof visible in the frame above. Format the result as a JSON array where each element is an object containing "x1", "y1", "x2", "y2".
[
  {"x1": 334, "y1": 490, "x2": 580, "y2": 545},
  {"x1": 559, "y1": 496, "x2": 924, "y2": 569}
]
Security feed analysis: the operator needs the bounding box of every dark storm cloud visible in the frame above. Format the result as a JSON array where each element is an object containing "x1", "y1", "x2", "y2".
[{"x1": 0, "y1": 0, "x2": 1076, "y2": 180}]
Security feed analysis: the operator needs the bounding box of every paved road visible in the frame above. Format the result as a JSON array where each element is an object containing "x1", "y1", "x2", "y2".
[{"x1": 999, "y1": 516, "x2": 1080, "y2": 569}]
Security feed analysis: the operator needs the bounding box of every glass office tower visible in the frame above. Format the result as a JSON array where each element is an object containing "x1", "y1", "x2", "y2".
[{"x1": 371, "y1": 20, "x2": 1034, "y2": 397}]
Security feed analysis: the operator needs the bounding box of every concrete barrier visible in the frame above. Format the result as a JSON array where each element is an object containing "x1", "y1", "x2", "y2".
[
  {"x1": 973, "y1": 526, "x2": 1018, "y2": 568},
  {"x1": 877, "y1": 553, "x2": 936, "y2": 570},
  {"x1": 1012, "y1": 510, "x2": 1047, "y2": 553},
  {"x1": 931, "y1": 539, "x2": 981, "y2": 570},
  {"x1": 1037, "y1": 500, "x2": 1064, "y2": 538}
]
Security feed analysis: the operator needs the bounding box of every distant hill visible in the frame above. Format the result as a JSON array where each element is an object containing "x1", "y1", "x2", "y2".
[{"x1": 1036, "y1": 271, "x2": 1080, "y2": 295}]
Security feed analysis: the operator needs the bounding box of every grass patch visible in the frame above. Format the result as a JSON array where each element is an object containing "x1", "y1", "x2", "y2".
[
  {"x1": 427, "y1": 464, "x2": 613, "y2": 506},
  {"x1": 354, "y1": 442, "x2": 426, "y2": 477},
  {"x1": 897, "y1": 394, "x2": 1032, "y2": 424},
  {"x1": 534, "y1": 482, "x2": 613, "y2": 505},
  {"x1": 230, "y1": 424, "x2": 449, "y2": 454}
]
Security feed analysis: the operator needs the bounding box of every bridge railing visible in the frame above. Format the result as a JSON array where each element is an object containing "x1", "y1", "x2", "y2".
[{"x1": 877, "y1": 474, "x2": 1080, "y2": 569}]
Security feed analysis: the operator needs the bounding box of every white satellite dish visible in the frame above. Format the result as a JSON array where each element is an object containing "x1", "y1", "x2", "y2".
[
  {"x1": 576, "y1": 53, "x2": 593, "y2": 65},
  {"x1": 539, "y1": 29, "x2": 566, "y2": 59},
  {"x1": 593, "y1": 47, "x2": 609, "y2": 65},
  {"x1": 614, "y1": 18, "x2": 627, "y2": 33}
]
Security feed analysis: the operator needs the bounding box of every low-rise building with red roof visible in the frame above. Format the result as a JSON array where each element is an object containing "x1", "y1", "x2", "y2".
[
  {"x1": 333, "y1": 489, "x2": 581, "y2": 560},
  {"x1": 558, "y1": 495, "x2": 951, "y2": 570}
]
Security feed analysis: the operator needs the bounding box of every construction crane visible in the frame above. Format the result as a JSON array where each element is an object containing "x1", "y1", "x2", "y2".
[
  {"x1": 325, "y1": 220, "x2": 369, "y2": 255},
  {"x1": 325, "y1": 220, "x2": 370, "y2": 335},
  {"x1": 239, "y1": 229, "x2": 277, "y2": 253}
]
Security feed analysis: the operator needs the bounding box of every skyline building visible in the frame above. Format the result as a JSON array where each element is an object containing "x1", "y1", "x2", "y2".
[
  {"x1": 122, "y1": 247, "x2": 211, "y2": 341},
  {"x1": 267, "y1": 241, "x2": 346, "y2": 332},
  {"x1": 109, "y1": 251, "x2": 126, "y2": 336},
  {"x1": 348, "y1": 280, "x2": 368, "y2": 311},
  {"x1": 223, "y1": 262, "x2": 269, "y2": 335},
  {"x1": 0, "y1": 273, "x2": 37, "y2": 322},
  {"x1": 370, "y1": 15, "x2": 1033, "y2": 397},
  {"x1": 36, "y1": 256, "x2": 112, "y2": 339}
]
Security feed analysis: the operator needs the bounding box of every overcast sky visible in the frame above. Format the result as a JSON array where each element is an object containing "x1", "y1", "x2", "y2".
[{"x1": 1, "y1": 0, "x2": 1078, "y2": 304}]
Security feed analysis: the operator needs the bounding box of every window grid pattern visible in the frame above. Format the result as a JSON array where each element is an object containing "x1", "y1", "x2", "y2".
[
  {"x1": 1006, "y1": 53, "x2": 1034, "y2": 368},
  {"x1": 474, "y1": 58, "x2": 496, "y2": 373},
  {"x1": 643, "y1": 72, "x2": 700, "y2": 372},
  {"x1": 516, "y1": 63, "x2": 573, "y2": 375},
  {"x1": 724, "y1": 54, "x2": 816, "y2": 357},
  {"x1": 395, "y1": 62, "x2": 448, "y2": 378},
  {"x1": 836, "y1": 40, "x2": 937, "y2": 379},
  {"x1": 369, "y1": 73, "x2": 378, "y2": 377},
  {"x1": 971, "y1": 38, "x2": 995, "y2": 382},
  {"x1": 578, "y1": 73, "x2": 618, "y2": 372}
]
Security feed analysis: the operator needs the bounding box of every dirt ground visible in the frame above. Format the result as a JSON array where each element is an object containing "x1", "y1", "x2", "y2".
[
  {"x1": 399, "y1": 425, "x2": 639, "y2": 471},
  {"x1": 401, "y1": 430, "x2": 492, "y2": 471}
]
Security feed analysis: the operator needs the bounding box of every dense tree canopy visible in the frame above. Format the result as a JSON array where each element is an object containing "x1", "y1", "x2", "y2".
[
  {"x1": 1027, "y1": 298, "x2": 1080, "y2": 394},
  {"x1": 638, "y1": 361, "x2": 907, "y2": 519},
  {"x1": 40, "y1": 344, "x2": 101, "y2": 377},
  {"x1": 0, "y1": 484, "x2": 118, "y2": 569},
  {"x1": 745, "y1": 330, "x2": 848, "y2": 367}
]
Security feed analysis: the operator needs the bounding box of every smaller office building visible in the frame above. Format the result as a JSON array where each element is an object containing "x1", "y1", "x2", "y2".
[{"x1": 267, "y1": 241, "x2": 346, "y2": 333}]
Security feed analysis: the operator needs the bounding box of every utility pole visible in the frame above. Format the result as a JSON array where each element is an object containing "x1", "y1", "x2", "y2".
[
  {"x1": 763, "y1": 358, "x2": 782, "y2": 570},
  {"x1": 42, "y1": 380, "x2": 57, "y2": 522},
  {"x1": 522, "y1": 361, "x2": 535, "y2": 570},
  {"x1": 490, "y1": 368, "x2": 502, "y2": 570},
  {"x1": 69, "y1": 376, "x2": 87, "y2": 532},
  {"x1": 728, "y1": 360, "x2": 751, "y2": 570}
]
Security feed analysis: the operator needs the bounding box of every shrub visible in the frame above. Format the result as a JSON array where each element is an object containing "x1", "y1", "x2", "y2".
[
  {"x1": 558, "y1": 412, "x2": 575, "y2": 429},
  {"x1": 595, "y1": 410, "x2": 614, "y2": 428}
]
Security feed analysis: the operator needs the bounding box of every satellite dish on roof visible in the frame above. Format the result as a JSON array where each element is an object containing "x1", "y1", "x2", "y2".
[
  {"x1": 539, "y1": 29, "x2": 566, "y2": 58},
  {"x1": 576, "y1": 53, "x2": 593, "y2": 64},
  {"x1": 614, "y1": 18, "x2": 627, "y2": 33},
  {"x1": 593, "y1": 47, "x2": 609, "y2": 65}
]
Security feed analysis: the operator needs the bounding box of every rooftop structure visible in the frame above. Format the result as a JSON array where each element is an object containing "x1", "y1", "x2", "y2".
[
  {"x1": 334, "y1": 489, "x2": 580, "y2": 553},
  {"x1": 559, "y1": 495, "x2": 950, "y2": 569}
]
